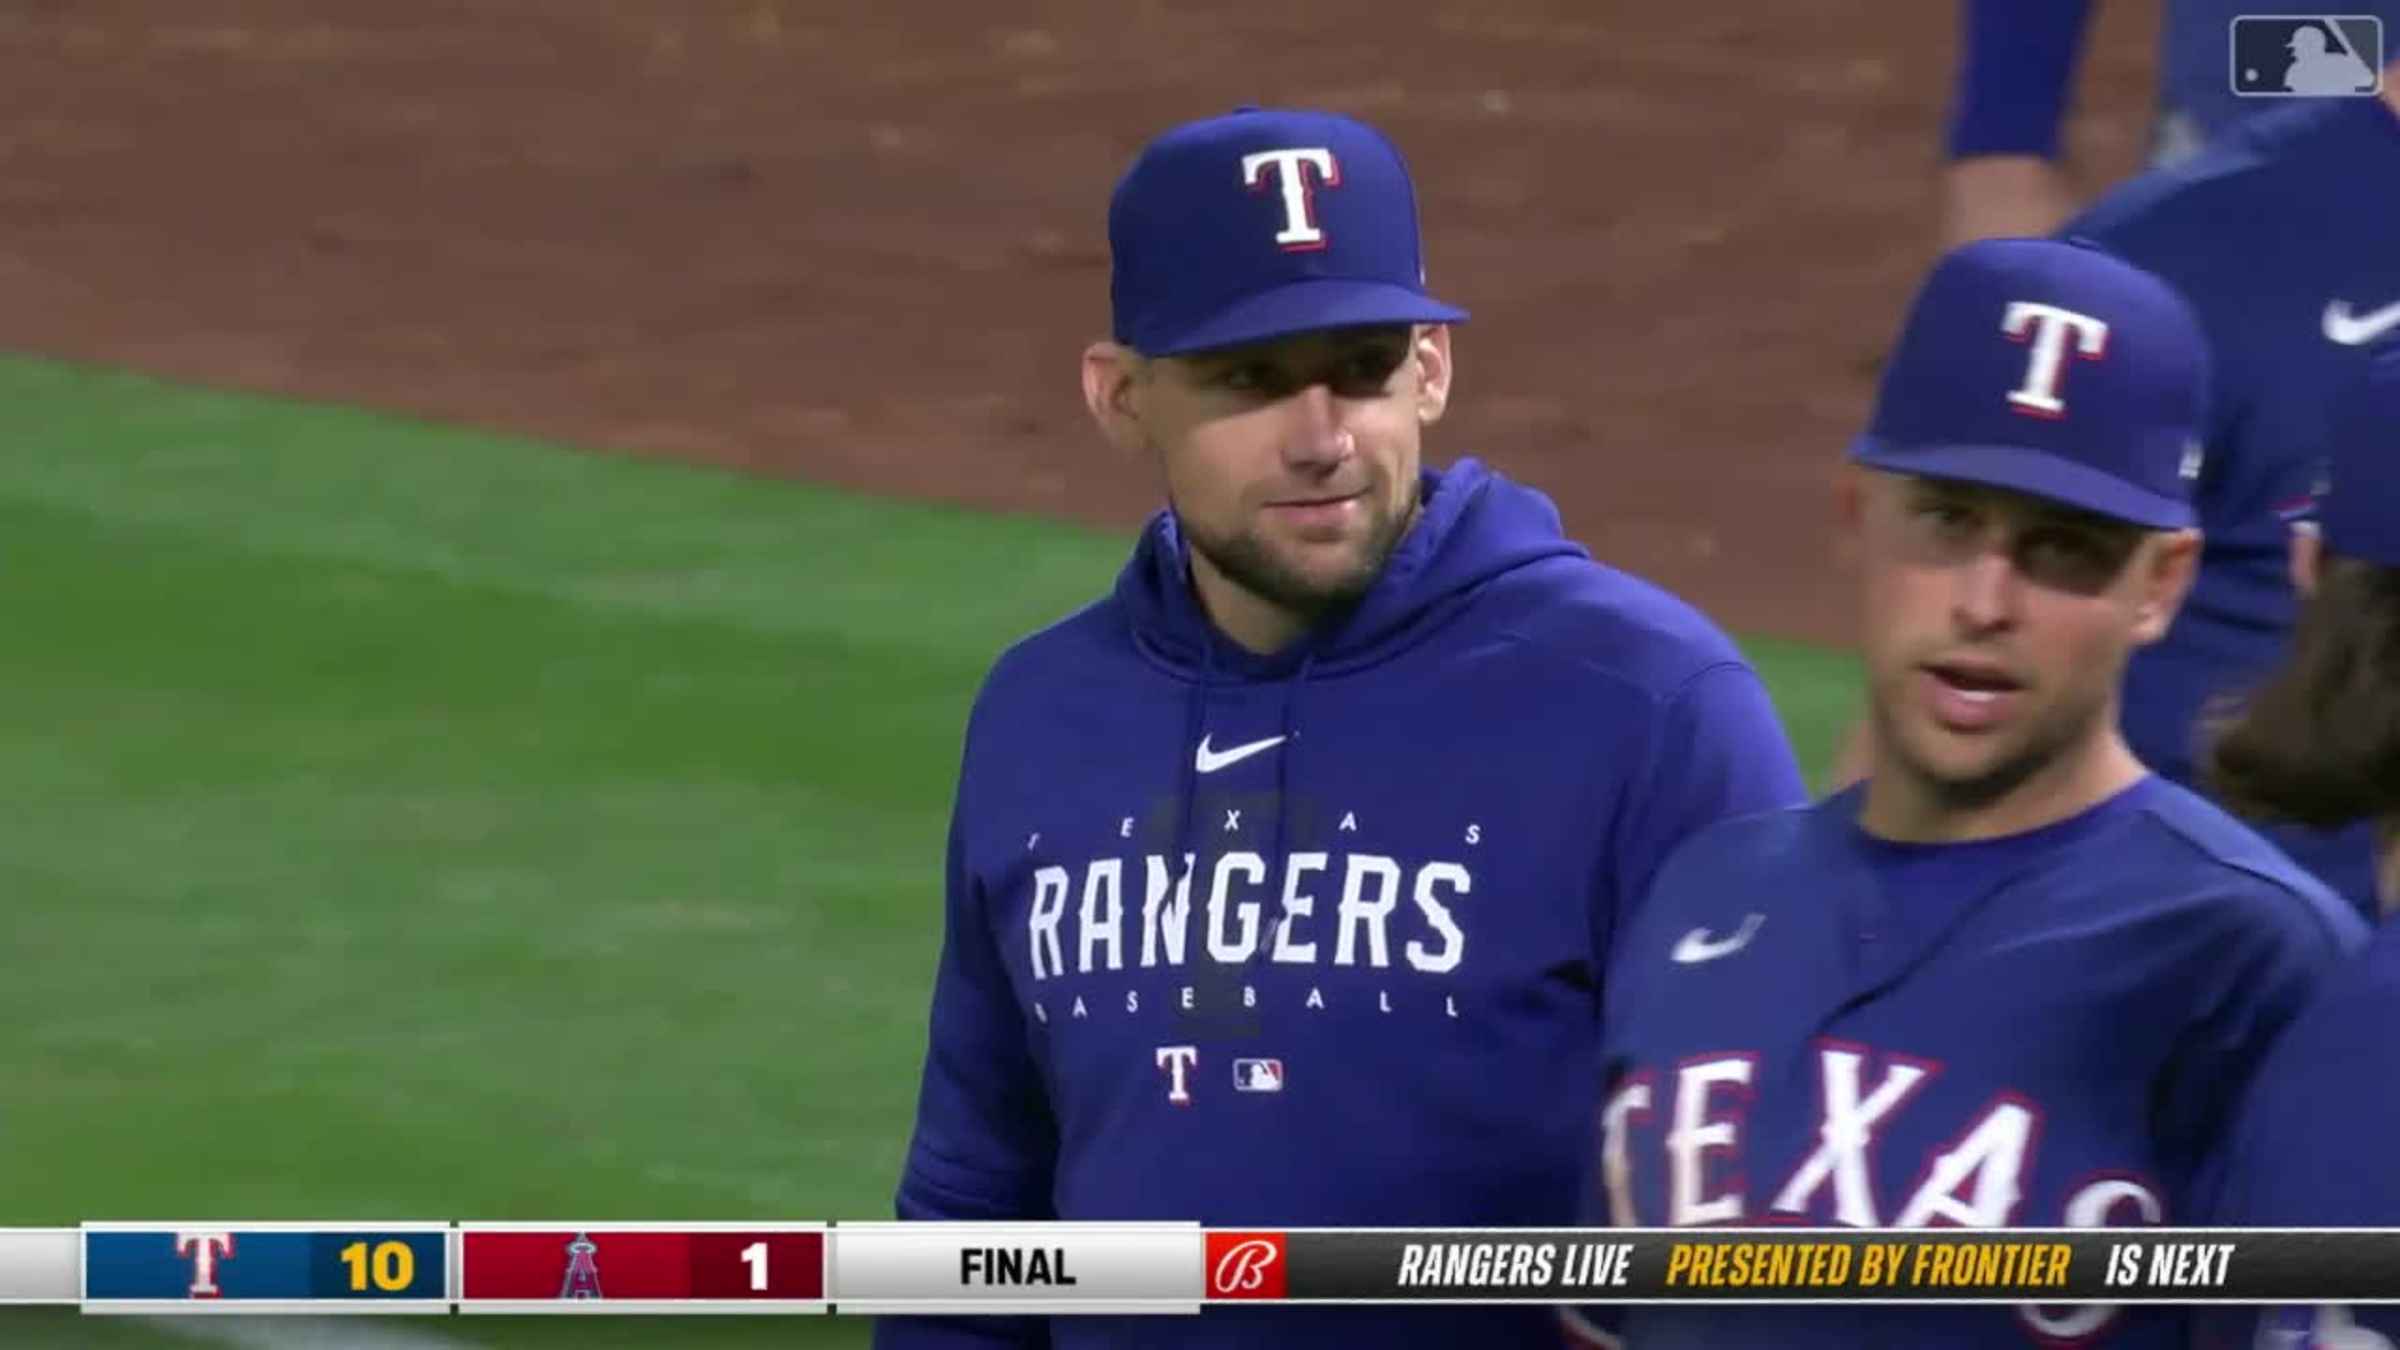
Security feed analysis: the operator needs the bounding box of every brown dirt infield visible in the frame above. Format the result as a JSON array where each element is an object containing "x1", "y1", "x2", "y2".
[{"x1": 0, "y1": 0, "x2": 2159, "y2": 643}]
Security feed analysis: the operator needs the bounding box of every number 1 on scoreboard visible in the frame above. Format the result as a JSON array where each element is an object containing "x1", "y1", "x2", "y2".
[{"x1": 740, "y1": 1241, "x2": 767, "y2": 1293}]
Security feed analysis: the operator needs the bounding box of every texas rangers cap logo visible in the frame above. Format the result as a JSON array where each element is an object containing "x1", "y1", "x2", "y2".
[
  {"x1": 2000, "y1": 301, "x2": 2108, "y2": 420},
  {"x1": 1241, "y1": 148, "x2": 1341, "y2": 251}
]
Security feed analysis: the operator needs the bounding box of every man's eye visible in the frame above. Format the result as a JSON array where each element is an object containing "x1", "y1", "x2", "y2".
[
  {"x1": 1218, "y1": 365, "x2": 1270, "y2": 392},
  {"x1": 1915, "y1": 502, "x2": 1975, "y2": 533},
  {"x1": 1326, "y1": 351, "x2": 1401, "y2": 395},
  {"x1": 1353, "y1": 351, "x2": 1400, "y2": 379}
]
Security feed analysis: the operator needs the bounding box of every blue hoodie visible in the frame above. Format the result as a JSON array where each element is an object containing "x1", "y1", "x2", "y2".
[{"x1": 879, "y1": 458, "x2": 1807, "y2": 1348}]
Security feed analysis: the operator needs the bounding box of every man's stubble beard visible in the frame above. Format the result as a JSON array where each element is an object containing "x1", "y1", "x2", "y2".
[
  {"x1": 1183, "y1": 481, "x2": 1420, "y2": 624},
  {"x1": 1873, "y1": 672, "x2": 2112, "y2": 822}
]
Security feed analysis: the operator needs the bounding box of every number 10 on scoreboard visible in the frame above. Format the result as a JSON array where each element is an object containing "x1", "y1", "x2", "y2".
[{"x1": 338, "y1": 1240, "x2": 418, "y2": 1293}]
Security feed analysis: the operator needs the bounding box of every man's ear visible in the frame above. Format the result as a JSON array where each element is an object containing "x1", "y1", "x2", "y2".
[
  {"x1": 2129, "y1": 528, "x2": 2203, "y2": 646},
  {"x1": 1081, "y1": 341, "x2": 1148, "y2": 453},
  {"x1": 1414, "y1": 325, "x2": 1454, "y2": 425},
  {"x1": 2289, "y1": 523, "x2": 2325, "y2": 597},
  {"x1": 1837, "y1": 466, "x2": 1869, "y2": 535}
]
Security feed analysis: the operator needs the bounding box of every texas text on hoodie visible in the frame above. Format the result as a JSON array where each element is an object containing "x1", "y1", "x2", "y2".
[
  {"x1": 1595, "y1": 777, "x2": 2363, "y2": 1350},
  {"x1": 878, "y1": 458, "x2": 1808, "y2": 1349}
]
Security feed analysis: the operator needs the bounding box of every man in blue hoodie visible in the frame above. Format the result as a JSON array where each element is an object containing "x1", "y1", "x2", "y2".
[{"x1": 876, "y1": 107, "x2": 1809, "y2": 1349}]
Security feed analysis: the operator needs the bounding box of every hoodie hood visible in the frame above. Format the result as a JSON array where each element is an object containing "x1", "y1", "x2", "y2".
[{"x1": 1113, "y1": 456, "x2": 1588, "y2": 681}]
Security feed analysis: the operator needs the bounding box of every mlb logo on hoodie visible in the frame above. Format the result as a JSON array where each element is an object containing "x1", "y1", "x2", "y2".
[{"x1": 1233, "y1": 1058, "x2": 1285, "y2": 1093}]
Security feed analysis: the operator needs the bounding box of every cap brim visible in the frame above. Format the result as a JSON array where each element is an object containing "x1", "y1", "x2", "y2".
[
  {"x1": 1849, "y1": 438, "x2": 2195, "y2": 529},
  {"x1": 1136, "y1": 278, "x2": 1468, "y2": 357}
]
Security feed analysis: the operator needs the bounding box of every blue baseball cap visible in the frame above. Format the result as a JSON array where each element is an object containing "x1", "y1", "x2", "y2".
[
  {"x1": 1850, "y1": 238, "x2": 2210, "y2": 529},
  {"x1": 2323, "y1": 343, "x2": 2400, "y2": 567},
  {"x1": 1107, "y1": 107, "x2": 1469, "y2": 357}
]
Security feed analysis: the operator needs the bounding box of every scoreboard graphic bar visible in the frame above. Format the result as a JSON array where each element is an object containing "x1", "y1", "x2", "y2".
[
  {"x1": 832, "y1": 1221, "x2": 1203, "y2": 1315},
  {"x1": 0, "y1": 1229, "x2": 79, "y2": 1304},
  {"x1": 1194, "y1": 1228, "x2": 2400, "y2": 1304},
  {"x1": 80, "y1": 1222, "x2": 450, "y2": 1314},
  {"x1": 457, "y1": 1221, "x2": 826, "y2": 1314},
  {"x1": 14, "y1": 1223, "x2": 2400, "y2": 1311}
]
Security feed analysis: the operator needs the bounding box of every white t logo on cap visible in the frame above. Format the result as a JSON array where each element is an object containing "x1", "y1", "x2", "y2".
[
  {"x1": 2001, "y1": 302, "x2": 2110, "y2": 419},
  {"x1": 1241, "y1": 147, "x2": 1341, "y2": 251}
]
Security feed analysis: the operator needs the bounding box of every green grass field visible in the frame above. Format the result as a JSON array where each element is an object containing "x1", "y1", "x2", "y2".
[{"x1": 0, "y1": 356, "x2": 1857, "y2": 1347}]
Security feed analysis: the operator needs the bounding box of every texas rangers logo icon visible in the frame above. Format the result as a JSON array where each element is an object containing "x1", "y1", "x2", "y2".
[
  {"x1": 1206, "y1": 1231, "x2": 1289, "y2": 1299},
  {"x1": 1241, "y1": 147, "x2": 1341, "y2": 251},
  {"x1": 559, "y1": 1231, "x2": 603, "y2": 1299},
  {"x1": 1157, "y1": 1044, "x2": 1200, "y2": 1105},
  {"x1": 2001, "y1": 301, "x2": 2109, "y2": 419},
  {"x1": 174, "y1": 1231, "x2": 236, "y2": 1298}
]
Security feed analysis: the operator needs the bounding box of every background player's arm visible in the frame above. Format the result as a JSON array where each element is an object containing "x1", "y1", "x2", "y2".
[
  {"x1": 1942, "y1": 0, "x2": 2096, "y2": 247},
  {"x1": 2168, "y1": 886, "x2": 2366, "y2": 1221},
  {"x1": 878, "y1": 797, "x2": 1057, "y2": 1350}
]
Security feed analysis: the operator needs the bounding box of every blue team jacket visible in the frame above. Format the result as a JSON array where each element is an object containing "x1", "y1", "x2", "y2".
[{"x1": 880, "y1": 457, "x2": 1806, "y2": 1349}]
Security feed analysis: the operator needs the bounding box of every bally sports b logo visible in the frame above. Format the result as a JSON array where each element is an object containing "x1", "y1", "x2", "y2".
[
  {"x1": 2001, "y1": 302, "x2": 2109, "y2": 420},
  {"x1": 1206, "y1": 1232, "x2": 1288, "y2": 1300},
  {"x1": 1241, "y1": 148, "x2": 1340, "y2": 251}
]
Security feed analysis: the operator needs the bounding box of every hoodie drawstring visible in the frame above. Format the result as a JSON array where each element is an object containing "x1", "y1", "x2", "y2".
[
  {"x1": 1265, "y1": 652, "x2": 1314, "y2": 924},
  {"x1": 1171, "y1": 639, "x2": 1216, "y2": 893}
]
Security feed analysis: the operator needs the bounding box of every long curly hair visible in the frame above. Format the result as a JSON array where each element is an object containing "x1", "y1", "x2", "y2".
[{"x1": 2204, "y1": 555, "x2": 2400, "y2": 835}]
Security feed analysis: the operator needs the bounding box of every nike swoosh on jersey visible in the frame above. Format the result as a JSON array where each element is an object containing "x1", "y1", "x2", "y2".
[
  {"x1": 2323, "y1": 298, "x2": 2400, "y2": 346},
  {"x1": 1670, "y1": 912, "x2": 1766, "y2": 964},
  {"x1": 1194, "y1": 733, "x2": 1289, "y2": 774}
]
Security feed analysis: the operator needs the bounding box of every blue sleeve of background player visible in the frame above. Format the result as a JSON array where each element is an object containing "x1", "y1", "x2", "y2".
[
  {"x1": 2163, "y1": 884, "x2": 2366, "y2": 1220},
  {"x1": 2193, "y1": 934, "x2": 2400, "y2": 1350},
  {"x1": 879, "y1": 764, "x2": 1056, "y2": 1350},
  {"x1": 1947, "y1": 0, "x2": 2097, "y2": 159},
  {"x1": 2208, "y1": 929, "x2": 2400, "y2": 1225},
  {"x1": 1607, "y1": 663, "x2": 1806, "y2": 951}
]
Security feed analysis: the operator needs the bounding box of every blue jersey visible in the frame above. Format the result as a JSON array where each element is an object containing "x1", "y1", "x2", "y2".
[
  {"x1": 1596, "y1": 778, "x2": 2363, "y2": 1349},
  {"x1": 880, "y1": 457, "x2": 1807, "y2": 1350},
  {"x1": 2197, "y1": 920, "x2": 2400, "y2": 1349},
  {"x1": 2067, "y1": 96, "x2": 2398, "y2": 911}
]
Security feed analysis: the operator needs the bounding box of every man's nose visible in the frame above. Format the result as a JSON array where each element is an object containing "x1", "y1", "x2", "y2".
[{"x1": 1280, "y1": 385, "x2": 1355, "y2": 467}]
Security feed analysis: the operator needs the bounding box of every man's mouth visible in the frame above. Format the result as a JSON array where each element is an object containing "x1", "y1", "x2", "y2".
[{"x1": 1923, "y1": 660, "x2": 2025, "y2": 702}]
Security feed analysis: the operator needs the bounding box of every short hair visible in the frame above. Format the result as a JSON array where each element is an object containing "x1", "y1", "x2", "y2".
[{"x1": 2203, "y1": 554, "x2": 2400, "y2": 828}]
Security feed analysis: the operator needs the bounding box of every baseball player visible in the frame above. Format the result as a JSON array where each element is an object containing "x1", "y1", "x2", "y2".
[
  {"x1": 1942, "y1": 1, "x2": 2400, "y2": 245},
  {"x1": 877, "y1": 107, "x2": 1807, "y2": 1350},
  {"x1": 2060, "y1": 59, "x2": 2400, "y2": 915},
  {"x1": 1589, "y1": 239, "x2": 2365, "y2": 1349},
  {"x1": 2194, "y1": 346, "x2": 2400, "y2": 1350}
]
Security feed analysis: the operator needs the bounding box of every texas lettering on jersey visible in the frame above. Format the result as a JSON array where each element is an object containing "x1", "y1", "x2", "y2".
[
  {"x1": 1605, "y1": 1039, "x2": 2166, "y2": 1344},
  {"x1": 1603, "y1": 1040, "x2": 2162, "y2": 1232}
]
